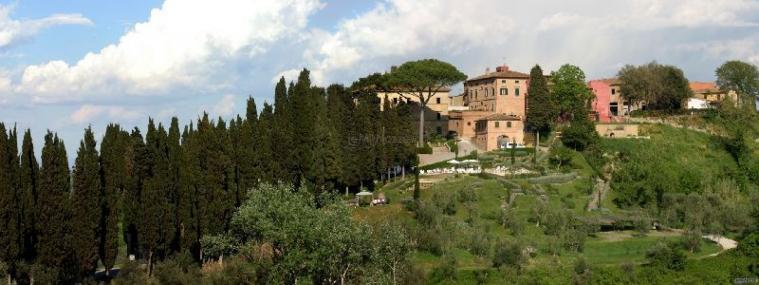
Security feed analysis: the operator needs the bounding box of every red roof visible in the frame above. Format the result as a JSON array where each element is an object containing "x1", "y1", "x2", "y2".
[{"x1": 689, "y1": 81, "x2": 718, "y2": 93}]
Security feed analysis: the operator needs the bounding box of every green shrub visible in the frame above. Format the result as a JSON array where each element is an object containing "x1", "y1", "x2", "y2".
[
  {"x1": 430, "y1": 254, "x2": 457, "y2": 282},
  {"x1": 645, "y1": 242, "x2": 687, "y2": 271},
  {"x1": 112, "y1": 261, "x2": 147, "y2": 285},
  {"x1": 561, "y1": 120, "x2": 598, "y2": 151},
  {"x1": 417, "y1": 144, "x2": 433, "y2": 154},
  {"x1": 739, "y1": 233, "x2": 759, "y2": 257},
  {"x1": 492, "y1": 239, "x2": 525, "y2": 269},
  {"x1": 154, "y1": 252, "x2": 202, "y2": 285}
]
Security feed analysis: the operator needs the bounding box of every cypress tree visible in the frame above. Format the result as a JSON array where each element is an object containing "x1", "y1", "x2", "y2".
[
  {"x1": 19, "y1": 129, "x2": 40, "y2": 262},
  {"x1": 526, "y1": 65, "x2": 555, "y2": 134},
  {"x1": 0, "y1": 124, "x2": 21, "y2": 281},
  {"x1": 37, "y1": 132, "x2": 71, "y2": 277},
  {"x1": 140, "y1": 121, "x2": 175, "y2": 275},
  {"x1": 256, "y1": 103, "x2": 276, "y2": 185},
  {"x1": 99, "y1": 124, "x2": 127, "y2": 274},
  {"x1": 167, "y1": 118, "x2": 183, "y2": 254},
  {"x1": 179, "y1": 122, "x2": 203, "y2": 259},
  {"x1": 70, "y1": 127, "x2": 101, "y2": 278},
  {"x1": 309, "y1": 87, "x2": 341, "y2": 194},
  {"x1": 272, "y1": 77, "x2": 293, "y2": 184},
  {"x1": 123, "y1": 128, "x2": 145, "y2": 258},
  {"x1": 239, "y1": 97, "x2": 259, "y2": 198}
]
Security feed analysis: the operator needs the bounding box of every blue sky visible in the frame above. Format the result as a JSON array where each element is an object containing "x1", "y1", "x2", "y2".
[{"x1": 1, "y1": 0, "x2": 758, "y2": 161}]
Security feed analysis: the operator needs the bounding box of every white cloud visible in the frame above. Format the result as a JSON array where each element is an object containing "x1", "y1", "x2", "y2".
[
  {"x1": 70, "y1": 104, "x2": 141, "y2": 124},
  {"x1": 212, "y1": 95, "x2": 236, "y2": 117},
  {"x1": 0, "y1": 4, "x2": 92, "y2": 48},
  {"x1": 295, "y1": 0, "x2": 516, "y2": 85},
  {"x1": 13, "y1": 0, "x2": 324, "y2": 103}
]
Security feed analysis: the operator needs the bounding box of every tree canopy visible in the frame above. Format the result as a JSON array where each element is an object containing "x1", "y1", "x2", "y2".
[
  {"x1": 716, "y1": 60, "x2": 759, "y2": 107},
  {"x1": 618, "y1": 62, "x2": 692, "y2": 111}
]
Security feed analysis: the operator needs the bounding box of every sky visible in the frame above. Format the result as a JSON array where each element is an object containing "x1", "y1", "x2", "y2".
[{"x1": 0, "y1": 0, "x2": 758, "y2": 160}]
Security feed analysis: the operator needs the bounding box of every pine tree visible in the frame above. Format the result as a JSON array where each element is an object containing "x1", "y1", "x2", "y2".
[
  {"x1": 527, "y1": 65, "x2": 555, "y2": 134},
  {"x1": 70, "y1": 127, "x2": 101, "y2": 278},
  {"x1": 99, "y1": 124, "x2": 127, "y2": 274},
  {"x1": 37, "y1": 132, "x2": 71, "y2": 277},
  {"x1": 19, "y1": 129, "x2": 40, "y2": 262},
  {"x1": 0, "y1": 124, "x2": 21, "y2": 281}
]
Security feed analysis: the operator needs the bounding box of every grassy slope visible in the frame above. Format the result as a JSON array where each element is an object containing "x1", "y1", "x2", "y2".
[{"x1": 357, "y1": 123, "x2": 753, "y2": 283}]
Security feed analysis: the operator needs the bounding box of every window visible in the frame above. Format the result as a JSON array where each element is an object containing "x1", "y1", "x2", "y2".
[
  {"x1": 495, "y1": 122, "x2": 500, "y2": 128},
  {"x1": 467, "y1": 122, "x2": 471, "y2": 126},
  {"x1": 492, "y1": 88, "x2": 496, "y2": 97},
  {"x1": 436, "y1": 126, "x2": 442, "y2": 135},
  {"x1": 436, "y1": 113, "x2": 441, "y2": 121},
  {"x1": 500, "y1": 88, "x2": 508, "y2": 95},
  {"x1": 392, "y1": 98, "x2": 398, "y2": 104},
  {"x1": 507, "y1": 122, "x2": 512, "y2": 128},
  {"x1": 611, "y1": 89, "x2": 616, "y2": 95},
  {"x1": 515, "y1": 88, "x2": 520, "y2": 96},
  {"x1": 436, "y1": 97, "x2": 441, "y2": 104},
  {"x1": 515, "y1": 80, "x2": 520, "y2": 84},
  {"x1": 502, "y1": 80, "x2": 506, "y2": 83}
]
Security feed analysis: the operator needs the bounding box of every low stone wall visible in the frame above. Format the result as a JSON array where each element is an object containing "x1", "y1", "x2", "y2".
[{"x1": 596, "y1": 123, "x2": 640, "y2": 138}]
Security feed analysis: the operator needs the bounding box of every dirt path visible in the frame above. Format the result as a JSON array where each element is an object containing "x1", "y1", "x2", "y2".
[{"x1": 703, "y1": 234, "x2": 738, "y2": 257}]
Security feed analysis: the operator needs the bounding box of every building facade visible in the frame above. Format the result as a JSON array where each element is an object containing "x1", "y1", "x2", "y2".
[
  {"x1": 689, "y1": 82, "x2": 737, "y2": 108},
  {"x1": 449, "y1": 65, "x2": 530, "y2": 151},
  {"x1": 474, "y1": 114, "x2": 524, "y2": 151},
  {"x1": 377, "y1": 89, "x2": 451, "y2": 137},
  {"x1": 589, "y1": 78, "x2": 642, "y2": 123}
]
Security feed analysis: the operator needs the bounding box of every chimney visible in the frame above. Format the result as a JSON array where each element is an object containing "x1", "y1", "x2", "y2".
[{"x1": 496, "y1": 65, "x2": 509, "y2": 72}]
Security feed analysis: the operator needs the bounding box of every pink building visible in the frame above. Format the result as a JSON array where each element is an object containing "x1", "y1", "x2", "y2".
[{"x1": 588, "y1": 79, "x2": 616, "y2": 123}]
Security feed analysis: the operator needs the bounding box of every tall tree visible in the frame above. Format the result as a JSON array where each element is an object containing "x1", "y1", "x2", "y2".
[
  {"x1": 37, "y1": 132, "x2": 71, "y2": 278},
  {"x1": 384, "y1": 59, "x2": 467, "y2": 146},
  {"x1": 0, "y1": 124, "x2": 21, "y2": 281},
  {"x1": 526, "y1": 65, "x2": 555, "y2": 133},
  {"x1": 123, "y1": 128, "x2": 145, "y2": 259},
  {"x1": 308, "y1": 87, "x2": 341, "y2": 194},
  {"x1": 99, "y1": 124, "x2": 128, "y2": 274},
  {"x1": 551, "y1": 64, "x2": 593, "y2": 120},
  {"x1": 167, "y1": 118, "x2": 183, "y2": 254},
  {"x1": 140, "y1": 121, "x2": 176, "y2": 275},
  {"x1": 19, "y1": 129, "x2": 40, "y2": 262},
  {"x1": 272, "y1": 77, "x2": 294, "y2": 184},
  {"x1": 618, "y1": 62, "x2": 692, "y2": 111},
  {"x1": 256, "y1": 103, "x2": 277, "y2": 185},
  {"x1": 70, "y1": 127, "x2": 101, "y2": 278},
  {"x1": 715, "y1": 60, "x2": 759, "y2": 107}
]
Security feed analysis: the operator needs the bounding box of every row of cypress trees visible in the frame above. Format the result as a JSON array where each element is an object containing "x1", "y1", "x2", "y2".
[{"x1": 0, "y1": 69, "x2": 418, "y2": 283}]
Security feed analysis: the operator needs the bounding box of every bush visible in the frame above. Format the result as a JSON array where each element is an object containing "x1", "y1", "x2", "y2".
[
  {"x1": 457, "y1": 187, "x2": 478, "y2": 204},
  {"x1": 739, "y1": 233, "x2": 759, "y2": 257},
  {"x1": 561, "y1": 120, "x2": 598, "y2": 151},
  {"x1": 549, "y1": 146, "x2": 574, "y2": 169},
  {"x1": 430, "y1": 254, "x2": 457, "y2": 282},
  {"x1": 432, "y1": 193, "x2": 457, "y2": 216},
  {"x1": 153, "y1": 252, "x2": 202, "y2": 285},
  {"x1": 492, "y1": 239, "x2": 525, "y2": 269},
  {"x1": 415, "y1": 202, "x2": 441, "y2": 228},
  {"x1": 112, "y1": 261, "x2": 147, "y2": 285},
  {"x1": 468, "y1": 227, "x2": 492, "y2": 257},
  {"x1": 417, "y1": 144, "x2": 433, "y2": 154},
  {"x1": 645, "y1": 242, "x2": 687, "y2": 271}
]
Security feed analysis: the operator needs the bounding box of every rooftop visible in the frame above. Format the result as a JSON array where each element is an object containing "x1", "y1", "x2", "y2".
[
  {"x1": 467, "y1": 65, "x2": 530, "y2": 82},
  {"x1": 689, "y1": 81, "x2": 719, "y2": 93},
  {"x1": 477, "y1": 113, "x2": 522, "y2": 121}
]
